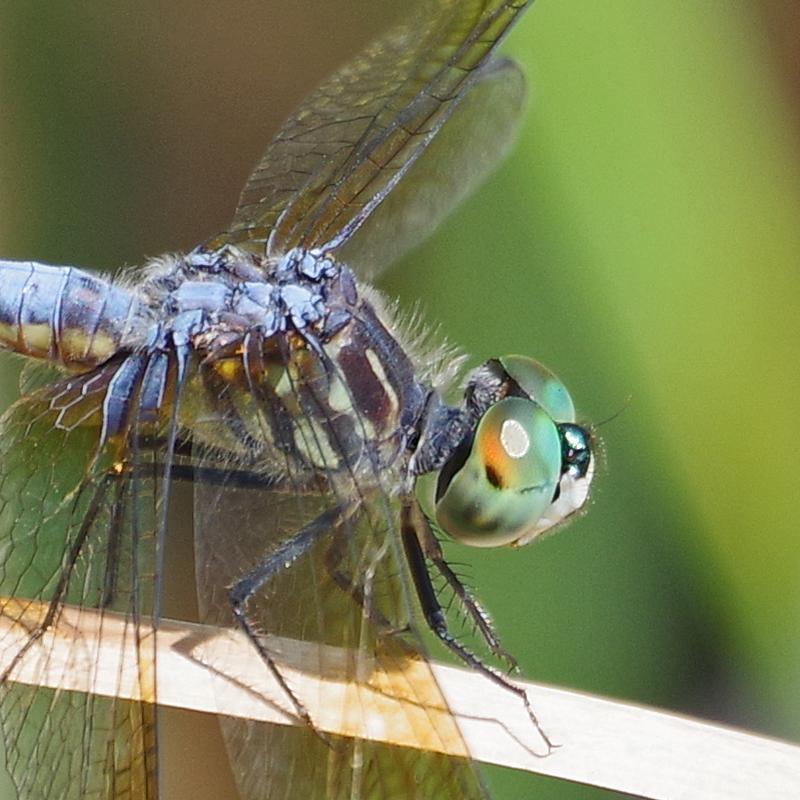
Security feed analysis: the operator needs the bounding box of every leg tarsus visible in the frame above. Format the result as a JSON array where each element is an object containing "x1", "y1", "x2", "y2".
[{"x1": 401, "y1": 499, "x2": 556, "y2": 753}]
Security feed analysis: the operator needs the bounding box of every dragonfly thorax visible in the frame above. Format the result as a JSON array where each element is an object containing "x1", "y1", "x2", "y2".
[
  {"x1": 131, "y1": 246, "x2": 431, "y2": 487},
  {"x1": 137, "y1": 245, "x2": 342, "y2": 341}
]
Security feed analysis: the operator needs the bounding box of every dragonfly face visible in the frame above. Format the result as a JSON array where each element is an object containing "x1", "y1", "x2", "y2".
[
  {"x1": 0, "y1": 2, "x2": 594, "y2": 799},
  {"x1": 434, "y1": 356, "x2": 594, "y2": 549}
]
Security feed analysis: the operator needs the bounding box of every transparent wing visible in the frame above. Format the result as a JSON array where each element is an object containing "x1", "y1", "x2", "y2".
[
  {"x1": 212, "y1": 0, "x2": 531, "y2": 280},
  {"x1": 191, "y1": 362, "x2": 488, "y2": 799},
  {"x1": 0, "y1": 365, "x2": 167, "y2": 800},
  {"x1": 336, "y1": 58, "x2": 525, "y2": 280}
]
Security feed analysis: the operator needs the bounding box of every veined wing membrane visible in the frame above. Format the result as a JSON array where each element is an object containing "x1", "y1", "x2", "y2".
[
  {"x1": 191, "y1": 385, "x2": 487, "y2": 799},
  {"x1": 215, "y1": 0, "x2": 531, "y2": 279},
  {"x1": 0, "y1": 369, "x2": 166, "y2": 800},
  {"x1": 337, "y1": 58, "x2": 525, "y2": 279}
]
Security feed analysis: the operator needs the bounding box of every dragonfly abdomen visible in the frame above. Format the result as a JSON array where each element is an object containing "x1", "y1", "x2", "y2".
[{"x1": 0, "y1": 259, "x2": 142, "y2": 369}]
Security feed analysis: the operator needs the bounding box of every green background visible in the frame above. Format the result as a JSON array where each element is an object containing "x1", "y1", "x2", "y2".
[{"x1": 1, "y1": 2, "x2": 799, "y2": 798}]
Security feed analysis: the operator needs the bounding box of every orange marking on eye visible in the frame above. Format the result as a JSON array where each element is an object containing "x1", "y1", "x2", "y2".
[{"x1": 481, "y1": 433, "x2": 506, "y2": 474}]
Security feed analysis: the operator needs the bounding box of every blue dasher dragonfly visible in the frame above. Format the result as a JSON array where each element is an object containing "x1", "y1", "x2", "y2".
[{"x1": 0, "y1": 1, "x2": 594, "y2": 798}]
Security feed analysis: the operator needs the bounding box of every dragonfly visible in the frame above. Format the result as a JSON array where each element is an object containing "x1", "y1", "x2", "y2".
[{"x1": 0, "y1": 1, "x2": 594, "y2": 798}]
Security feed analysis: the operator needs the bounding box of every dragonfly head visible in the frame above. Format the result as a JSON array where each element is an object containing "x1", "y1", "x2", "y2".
[{"x1": 434, "y1": 356, "x2": 594, "y2": 548}]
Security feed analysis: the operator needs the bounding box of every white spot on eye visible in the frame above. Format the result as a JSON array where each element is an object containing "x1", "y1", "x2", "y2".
[{"x1": 500, "y1": 418, "x2": 530, "y2": 459}]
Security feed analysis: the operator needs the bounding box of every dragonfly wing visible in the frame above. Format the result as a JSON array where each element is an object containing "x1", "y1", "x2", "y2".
[
  {"x1": 0, "y1": 365, "x2": 170, "y2": 800},
  {"x1": 191, "y1": 382, "x2": 488, "y2": 799},
  {"x1": 214, "y1": 0, "x2": 531, "y2": 280},
  {"x1": 336, "y1": 58, "x2": 525, "y2": 280}
]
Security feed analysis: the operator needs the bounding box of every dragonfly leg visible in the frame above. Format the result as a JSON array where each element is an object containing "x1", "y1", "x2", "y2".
[
  {"x1": 155, "y1": 434, "x2": 324, "y2": 495},
  {"x1": 322, "y1": 526, "x2": 397, "y2": 633},
  {"x1": 401, "y1": 499, "x2": 558, "y2": 754},
  {"x1": 228, "y1": 501, "x2": 358, "y2": 729},
  {"x1": 413, "y1": 509, "x2": 518, "y2": 672}
]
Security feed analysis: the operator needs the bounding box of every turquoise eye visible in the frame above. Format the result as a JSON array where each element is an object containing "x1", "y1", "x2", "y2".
[
  {"x1": 498, "y1": 355, "x2": 576, "y2": 423},
  {"x1": 435, "y1": 397, "x2": 562, "y2": 547}
]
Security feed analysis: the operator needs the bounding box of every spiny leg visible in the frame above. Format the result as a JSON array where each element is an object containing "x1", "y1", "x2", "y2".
[
  {"x1": 228, "y1": 501, "x2": 358, "y2": 729},
  {"x1": 414, "y1": 506, "x2": 518, "y2": 672},
  {"x1": 400, "y1": 499, "x2": 557, "y2": 754}
]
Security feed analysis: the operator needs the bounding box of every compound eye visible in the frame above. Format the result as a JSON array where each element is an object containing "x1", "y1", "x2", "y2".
[
  {"x1": 435, "y1": 397, "x2": 562, "y2": 547},
  {"x1": 499, "y1": 355, "x2": 576, "y2": 422}
]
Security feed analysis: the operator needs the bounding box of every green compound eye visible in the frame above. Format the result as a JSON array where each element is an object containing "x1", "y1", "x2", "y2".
[
  {"x1": 498, "y1": 355, "x2": 576, "y2": 423},
  {"x1": 435, "y1": 397, "x2": 563, "y2": 547}
]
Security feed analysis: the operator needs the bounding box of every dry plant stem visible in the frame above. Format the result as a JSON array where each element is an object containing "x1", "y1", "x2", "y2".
[{"x1": 0, "y1": 599, "x2": 798, "y2": 799}]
